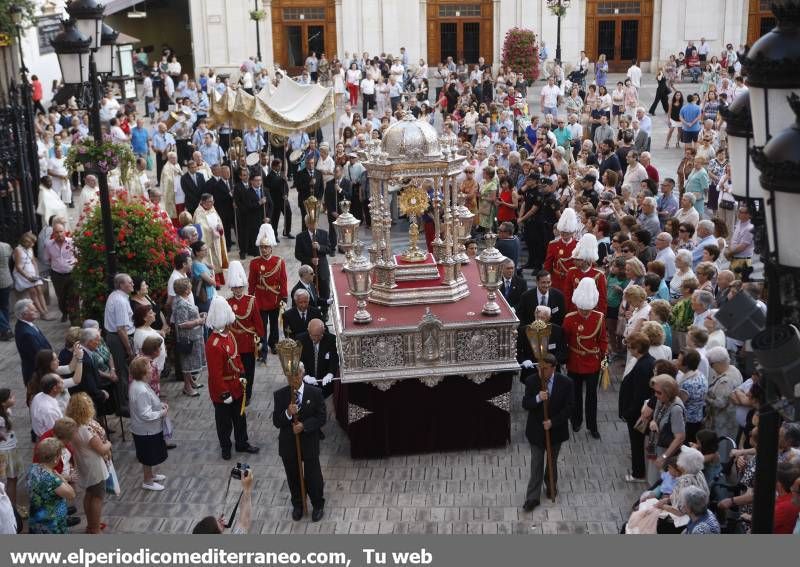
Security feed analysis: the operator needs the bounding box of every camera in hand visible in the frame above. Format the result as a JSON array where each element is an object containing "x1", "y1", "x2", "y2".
[{"x1": 230, "y1": 462, "x2": 250, "y2": 480}]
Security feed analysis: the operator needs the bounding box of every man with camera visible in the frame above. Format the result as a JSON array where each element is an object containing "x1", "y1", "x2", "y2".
[
  {"x1": 191, "y1": 466, "x2": 254, "y2": 534},
  {"x1": 272, "y1": 361, "x2": 326, "y2": 522}
]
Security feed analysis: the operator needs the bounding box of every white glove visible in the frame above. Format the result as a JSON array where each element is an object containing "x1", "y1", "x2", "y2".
[
  {"x1": 322, "y1": 373, "x2": 333, "y2": 386},
  {"x1": 521, "y1": 360, "x2": 534, "y2": 369},
  {"x1": 223, "y1": 395, "x2": 234, "y2": 405},
  {"x1": 303, "y1": 375, "x2": 318, "y2": 385}
]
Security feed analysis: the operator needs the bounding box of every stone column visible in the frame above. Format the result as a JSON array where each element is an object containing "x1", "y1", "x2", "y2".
[
  {"x1": 419, "y1": 0, "x2": 428, "y2": 65},
  {"x1": 262, "y1": 0, "x2": 275, "y2": 68}
]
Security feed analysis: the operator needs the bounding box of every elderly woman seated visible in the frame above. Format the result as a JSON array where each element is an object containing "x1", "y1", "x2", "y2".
[
  {"x1": 682, "y1": 485, "x2": 721, "y2": 534},
  {"x1": 625, "y1": 445, "x2": 709, "y2": 534}
]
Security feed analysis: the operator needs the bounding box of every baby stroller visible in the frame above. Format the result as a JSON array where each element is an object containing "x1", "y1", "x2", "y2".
[{"x1": 567, "y1": 68, "x2": 588, "y2": 90}]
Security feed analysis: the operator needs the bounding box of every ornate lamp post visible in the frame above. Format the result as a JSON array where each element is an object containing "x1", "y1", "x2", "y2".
[
  {"x1": 251, "y1": 0, "x2": 265, "y2": 63},
  {"x1": 546, "y1": 0, "x2": 571, "y2": 66},
  {"x1": 51, "y1": 0, "x2": 120, "y2": 291},
  {"x1": 743, "y1": 0, "x2": 800, "y2": 533}
]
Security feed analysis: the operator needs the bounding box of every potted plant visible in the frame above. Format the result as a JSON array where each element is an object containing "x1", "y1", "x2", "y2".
[
  {"x1": 501, "y1": 27, "x2": 539, "y2": 84},
  {"x1": 249, "y1": 9, "x2": 266, "y2": 21},
  {"x1": 65, "y1": 137, "x2": 136, "y2": 181},
  {"x1": 73, "y1": 191, "x2": 185, "y2": 320}
]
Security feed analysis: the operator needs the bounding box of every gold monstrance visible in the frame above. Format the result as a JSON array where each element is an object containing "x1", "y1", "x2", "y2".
[{"x1": 397, "y1": 184, "x2": 430, "y2": 262}]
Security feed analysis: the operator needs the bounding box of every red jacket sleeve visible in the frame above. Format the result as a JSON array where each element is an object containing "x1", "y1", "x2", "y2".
[
  {"x1": 250, "y1": 301, "x2": 266, "y2": 336},
  {"x1": 205, "y1": 339, "x2": 226, "y2": 403}
]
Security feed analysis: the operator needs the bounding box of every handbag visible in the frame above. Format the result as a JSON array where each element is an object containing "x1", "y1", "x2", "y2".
[
  {"x1": 193, "y1": 276, "x2": 209, "y2": 304},
  {"x1": 176, "y1": 336, "x2": 193, "y2": 355},
  {"x1": 719, "y1": 199, "x2": 735, "y2": 210},
  {"x1": 145, "y1": 152, "x2": 154, "y2": 171},
  {"x1": 105, "y1": 459, "x2": 121, "y2": 496}
]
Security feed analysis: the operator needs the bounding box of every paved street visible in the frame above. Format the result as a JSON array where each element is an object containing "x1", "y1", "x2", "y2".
[{"x1": 1, "y1": 73, "x2": 691, "y2": 534}]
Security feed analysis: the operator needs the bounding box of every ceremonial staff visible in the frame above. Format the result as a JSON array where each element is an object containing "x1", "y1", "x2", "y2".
[
  {"x1": 304, "y1": 195, "x2": 323, "y2": 295},
  {"x1": 276, "y1": 338, "x2": 308, "y2": 517},
  {"x1": 526, "y1": 320, "x2": 556, "y2": 502}
]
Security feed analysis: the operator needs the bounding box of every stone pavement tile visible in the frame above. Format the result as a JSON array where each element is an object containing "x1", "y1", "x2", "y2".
[
  {"x1": 378, "y1": 522, "x2": 395, "y2": 534},
  {"x1": 115, "y1": 517, "x2": 165, "y2": 534},
  {"x1": 540, "y1": 521, "x2": 559, "y2": 534}
]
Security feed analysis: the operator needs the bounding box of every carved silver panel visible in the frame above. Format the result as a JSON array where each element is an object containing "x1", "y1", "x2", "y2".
[
  {"x1": 418, "y1": 375, "x2": 444, "y2": 388},
  {"x1": 359, "y1": 334, "x2": 405, "y2": 368},
  {"x1": 486, "y1": 392, "x2": 511, "y2": 413},
  {"x1": 455, "y1": 329, "x2": 499, "y2": 362},
  {"x1": 348, "y1": 403, "x2": 373, "y2": 425}
]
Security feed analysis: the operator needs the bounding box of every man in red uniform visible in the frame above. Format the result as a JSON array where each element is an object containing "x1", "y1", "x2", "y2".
[
  {"x1": 248, "y1": 232, "x2": 288, "y2": 361},
  {"x1": 544, "y1": 207, "x2": 579, "y2": 298},
  {"x1": 562, "y1": 277, "x2": 608, "y2": 440},
  {"x1": 205, "y1": 296, "x2": 260, "y2": 460},
  {"x1": 565, "y1": 233, "x2": 608, "y2": 315},
  {"x1": 226, "y1": 261, "x2": 264, "y2": 405}
]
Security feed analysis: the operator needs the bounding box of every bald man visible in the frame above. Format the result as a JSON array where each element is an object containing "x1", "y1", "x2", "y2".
[{"x1": 297, "y1": 319, "x2": 339, "y2": 398}]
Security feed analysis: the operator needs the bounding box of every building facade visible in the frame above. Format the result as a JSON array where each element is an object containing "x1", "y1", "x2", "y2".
[{"x1": 188, "y1": 0, "x2": 774, "y2": 76}]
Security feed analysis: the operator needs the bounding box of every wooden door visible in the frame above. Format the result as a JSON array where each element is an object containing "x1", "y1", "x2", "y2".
[
  {"x1": 747, "y1": 0, "x2": 776, "y2": 45},
  {"x1": 427, "y1": 1, "x2": 493, "y2": 65},
  {"x1": 271, "y1": 0, "x2": 337, "y2": 75},
  {"x1": 585, "y1": 0, "x2": 652, "y2": 71},
  {"x1": 438, "y1": 20, "x2": 482, "y2": 64}
]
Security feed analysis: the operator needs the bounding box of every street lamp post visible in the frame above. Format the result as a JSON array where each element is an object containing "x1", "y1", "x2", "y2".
[
  {"x1": 51, "y1": 0, "x2": 119, "y2": 291},
  {"x1": 254, "y1": 0, "x2": 262, "y2": 63},
  {"x1": 742, "y1": 0, "x2": 800, "y2": 534},
  {"x1": 546, "y1": 0, "x2": 570, "y2": 66}
]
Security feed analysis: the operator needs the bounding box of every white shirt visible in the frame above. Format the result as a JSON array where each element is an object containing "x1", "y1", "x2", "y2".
[
  {"x1": 359, "y1": 77, "x2": 375, "y2": 95},
  {"x1": 540, "y1": 84, "x2": 560, "y2": 108},
  {"x1": 30, "y1": 393, "x2": 63, "y2": 437},
  {"x1": 167, "y1": 269, "x2": 195, "y2": 305},
  {"x1": 337, "y1": 113, "x2": 354, "y2": 133},
  {"x1": 0, "y1": 482, "x2": 16, "y2": 534},
  {"x1": 627, "y1": 65, "x2": 642, "y2": 88},
  {"x1": 656, "y1": 246, "x2": 677, "y2": 280},
  {"x1": 316, "y1": 155, "x2": 335, "y2": 183}
]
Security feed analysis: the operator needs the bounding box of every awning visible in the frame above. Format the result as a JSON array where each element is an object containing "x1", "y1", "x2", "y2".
[
  {"x1": 210, "y1": 78, "x2": 335, "y2": 136},
  {"x1": 114, "y1": 31, "x2": 140, "y2": 45},
  {"x1": 103, "y1": 0, "x2": 141, "y2": 15}
]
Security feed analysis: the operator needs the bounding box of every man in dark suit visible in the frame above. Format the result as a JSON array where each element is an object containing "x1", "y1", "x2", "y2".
[
  {"x1": 517, "y1": 270, "x2": 566, "y2": 327},
  {"x1": 272, "y1": 365, "x2": 326, "y2": 522},
  {"x1": 495, "y1": 221, "x2": 521, "y2": 269},
  {"x1": 235, "y1": 172, "x2": 271, "y2": 258},
  {"x1": 324, "y1": 165, "x2": 350, "y2": 254},
  {"x1": 517, "y1": 305, "x2": 568, "y2": 384},
  {"x1": 521, "y1": 353, "x2": 574, "y2": 511},
  {"x1": 290, "y1": 264, "x2": 326, "y2": 312},
  {"x1": 294, "y1": 158, "x2": 324, "y2": 232},
  {"x1": 77, "y1": 327, "x2": 113, "y2": 416},
  {"x1": 295, "y1": 217, "x2": 331, "y2": 307},
  {"x1": 14, "y1": 299, "x2": 52, "y2": 386},
  {"x1": 265, "y1": 158, "x2": 292, "y2": 239},
  {"x1": 208, "y1": 164, "x2": 236, "y2": 247},
  {"x1": 297, "y1": 319, "x2": 339, "y2": 398},
  {"x1": 180, "y1": 159, "x2": 206, "y2": 215},
  {"x1": 283, "y1": 288, "x2": 323, "y2": 339},
  {"x1": 499, "y1": 260, "x2": 527, "y2": 310}
]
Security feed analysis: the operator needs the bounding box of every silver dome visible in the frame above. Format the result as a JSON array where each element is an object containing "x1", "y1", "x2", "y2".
[{"x1": 380, "y1": 113, "x2": 442, "y2": 161}]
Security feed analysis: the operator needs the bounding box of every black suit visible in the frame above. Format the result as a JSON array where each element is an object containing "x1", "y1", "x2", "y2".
[
  {"x1": 15, "y1": 320, "x2": 52, "y2": 386},
  {"x1": 282, "y1": 306, "x2": 323, "y2": 339},
  {"x1": 618, "y1": 353, "x2": 656, "y2": 479},
  {"x1": 516, "y1": 323, "x2": 568, "y2": 383},
  {"x1": 290, "y1": 280, "x2": 325, "y2": 312},
  {"x1": 499, "y1": 275, "x2": 527, "y2": 310},
  {"x1": 272, "y1": 383, "x2": 326, "y2": 510},
  {"x1": 265, "y1": 168, "x2": 292, "y2": 236},
  {"x1": 235, "y1": 183, "x2": 270, "y2": 257},
  {"x1": 295, "y1": 230, "x2": 331, "y2": 303},
  {"x1": 324, "y1": 177, "x2": 350, "y2": 251},
  {"x1": 297, "y1": 331, "x2": 339, "y2": 397},
  {"x1": 72, "y1": 350, "x2": 112, "y2": 416},
  {"x1": 522, "y1": 372, "x2": 574, "y2": 502},
  {"x1": 517, "y1": 287, "x2": 566, "y2": 327},
  {"x1": 294, "y1": 167, "x2": 324, "y2": 231},
  {"x1": 208, "y1": 176, "x2": 236, "y2": 246},
  {"x1": 180, "y1": 171, "x2": 206, "y2": 215}
]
